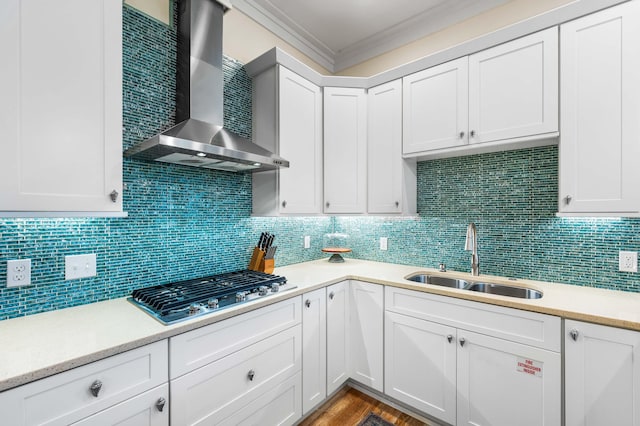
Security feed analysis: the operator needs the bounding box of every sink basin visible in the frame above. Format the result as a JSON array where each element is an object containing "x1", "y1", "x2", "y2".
[
  {"x1": 406, "y1": 274, "x2": 469, "y2": 289},
  {"x1": 466, "y1": 282, "x2": 543, "y2": 299}
]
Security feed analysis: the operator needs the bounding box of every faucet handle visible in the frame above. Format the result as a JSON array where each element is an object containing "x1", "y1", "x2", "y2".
[{"x1": 439, "y1": 263, "x2": 447, "y2": 272}]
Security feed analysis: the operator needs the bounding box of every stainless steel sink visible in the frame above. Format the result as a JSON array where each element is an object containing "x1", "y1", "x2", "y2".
[
  {"x1": 466, "y1": 282, "x2": 543, "y2": 299},
  {"x1": 406, "y1": 273, "x2": 543, "y2": 299},
  {"x1": 406, "y1": 274, "x2": 469, "y2": 289}
]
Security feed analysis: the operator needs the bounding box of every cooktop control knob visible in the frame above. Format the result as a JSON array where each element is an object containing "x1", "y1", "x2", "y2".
[
  {"x1": 258, "y1": 285, "x2": 269, "y2": 296},
  {"x1": 188, "y1": 304, "x2": 201, "y2": 315},
  {"x1": 236, "y1": 292, "x2": 247, "y2": 302},
  {"x1": 207, "y1": 298, "x2": 219, "y2": 309},
  {"x1": 271, "y1": 283, "x2": 280, "y2": 293}
]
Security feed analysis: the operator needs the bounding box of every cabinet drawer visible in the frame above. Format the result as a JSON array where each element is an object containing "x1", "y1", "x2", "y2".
[
  {"x1": 170, "y1": 296, "x2": 301, "y2": 378},
  {"x1": 385, "y1": 286, "x2": 560, "y2": 351},
  {"x1": 0, "y1": 340, "x2": 168, "y2": 426},
  {"x1": 72, "y1": 383, "x2": 168, "y2": 426},
  {"x1": 170, "y1": 324, "x2": 302, "y2": 425},
  {"x1": 218, "y1": 373, "x2": 302, "y2": 426}
]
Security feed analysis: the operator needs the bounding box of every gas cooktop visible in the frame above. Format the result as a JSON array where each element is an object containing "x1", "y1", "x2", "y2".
[{"x1": 128, "y1": 270, "x2": 294, "y2": 325}]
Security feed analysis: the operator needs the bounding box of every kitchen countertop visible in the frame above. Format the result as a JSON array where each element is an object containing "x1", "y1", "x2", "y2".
[{"x1": 1, "y1": 258, "x2": 640, "y2": 392}]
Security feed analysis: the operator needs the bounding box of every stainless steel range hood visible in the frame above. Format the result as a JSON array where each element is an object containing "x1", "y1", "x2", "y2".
[{"x1": 124, "y1": 0, "x2": 289, "y2": 173}]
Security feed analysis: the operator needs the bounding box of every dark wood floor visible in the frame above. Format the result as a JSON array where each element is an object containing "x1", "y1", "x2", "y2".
[{"x1": 299, "y1": 387, "x2": 435, "y2": 426}]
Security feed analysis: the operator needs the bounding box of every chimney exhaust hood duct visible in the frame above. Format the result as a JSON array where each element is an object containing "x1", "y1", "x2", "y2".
[{"x1": 124, "y1": 0, "x2": 289, "y2": 173}]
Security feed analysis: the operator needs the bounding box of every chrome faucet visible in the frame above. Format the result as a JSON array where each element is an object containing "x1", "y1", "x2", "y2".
[{"x1": 465, "y1": 223, "x2": 479, "y2": 276}]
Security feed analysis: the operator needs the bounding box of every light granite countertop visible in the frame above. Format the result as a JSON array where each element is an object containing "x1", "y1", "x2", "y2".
[{"x1": 1, "y1": 258, "x2": 639, "y2": 392}]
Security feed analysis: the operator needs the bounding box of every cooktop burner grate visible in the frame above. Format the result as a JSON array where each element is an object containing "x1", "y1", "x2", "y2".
[{"x1": 129, "y1": 270, "x2": 291, "y2": 324}]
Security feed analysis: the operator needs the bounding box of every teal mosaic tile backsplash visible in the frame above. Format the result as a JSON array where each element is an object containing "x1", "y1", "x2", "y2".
[
  {"x1": 338, "y1": 146, "x2": 640, "y2": 292},
  {"x1": 1, "y1": 3, "x2": 640, "y2": 321}
]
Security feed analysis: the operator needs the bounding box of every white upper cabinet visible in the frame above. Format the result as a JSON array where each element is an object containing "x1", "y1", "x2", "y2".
[
  {"x1": 403, "y1": 57, "x2": 469, "y2": 154},
  {"x1": 0, "y1": 0, "x2": 123, "y2": 214},
  {"x1": 559, "y1": 1, "x2": 640, "y2": 215},
  {"x1": 468, "y1": 27, "x2": 558, "y2": 144},
  {"x1": 403, "y1": 27, "x2": 558, "y2": 158},
  {"x1": 252, "y1": 66, "x2": 323, "y2": 215},
  {"x1": 324, "y1": 87, "x2": 367, "y2": 214},
  {"x1": 368, "y1": 80, "x2": 416, "y2": 215}
]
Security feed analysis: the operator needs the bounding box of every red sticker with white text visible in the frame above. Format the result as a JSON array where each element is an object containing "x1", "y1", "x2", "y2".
[{"x1": 517, "y1": 357, "x2": 542, "y2": 377}]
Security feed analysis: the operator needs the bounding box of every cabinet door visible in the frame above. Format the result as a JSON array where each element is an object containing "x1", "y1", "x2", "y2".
[
  {"x1": 349, "y1": 281, "x2": 384, "y2": 392},
  {"x1": 385, "y1": 311, "x2": 457, "y2": 425},
  {"x1": 565, "y1": 320, "x2": 640, "y2": 426},
  {"x1": 368, "y1": 80, "x2": 412, "y2": 214},
  {"x1": 456, "y1": 330, "x2": 561, "y2": 426},
  {"x1": 468, "y1": 27, "x2": 558, "y2": 145},
  {"x1": 559, "y1": 1, "x2": 640, "y2": 214},
  {"x1": 0, "y1": 0, "x2": 122, "y2": 213},
  {"x1": 326, "y1": 281, "x2": 350, "y2": 394},
  {"x1": 324, "y1": 87, "x2": 367, "y2": 214},
  {"x1": 71, "y1": 384, "x2": 168, "y2": 426},
  {"x1": 279, "y1": 66, "x2": 323, "y2": 214},
  {"x1": 301, "y1": 288, "x2": 327, "y2": 414},
  {"x1": 402, "y1": 57, "x2": 468, "y2": 153}
]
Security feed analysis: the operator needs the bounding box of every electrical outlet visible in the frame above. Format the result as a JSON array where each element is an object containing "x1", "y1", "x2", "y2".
[
  {"x1": 304, "y1": 236, "x2": 311, "y2": 249},
  {"x1": 7, "y1": 259, "x2": 32, "y2": 287},
  {"x1": 619, "y1": 251, "x2": 638, "y2": 272},
  {"x1": 65, "y1": 254, "x2": 97, "y2": 280},
  {"x1": 380, "y1": 237, "x2": 388, "y2": 251}
]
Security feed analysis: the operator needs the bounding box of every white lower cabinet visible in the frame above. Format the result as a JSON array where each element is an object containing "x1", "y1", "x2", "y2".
[
  {"x1": 349, "y1": 281, "x2": 384, "y2": 392},
  {"x1": 385, "y1": 311, "x2": 457, "y2": 424},
  {"x1": 72, "y1": 384, "x2": 169, "y2": 426},
  {"x1": 301, "y1": 287, "x2": 327, "y2": 414},
  {"x1": 326, "y1": 281, "x2": 350, "y2": 394},
  {"x1": 0, "y1": 341, "x2": 168, "y2": 426},
  {"x1": 384, "y1": 286, "x2": 561, "y2": 426},
  {"x1": 169, "y1": 297, "x2": 302, "y2": 426},
  {"x1": 565, "y1": 319, "x2": 640, "y2": 426}
]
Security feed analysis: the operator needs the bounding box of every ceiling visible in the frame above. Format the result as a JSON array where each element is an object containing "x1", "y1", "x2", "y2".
[{"x1": 232, "y1": 0, "x2": 511, "y2": 73}]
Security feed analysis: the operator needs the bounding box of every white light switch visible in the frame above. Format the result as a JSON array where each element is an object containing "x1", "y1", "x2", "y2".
[
  {"x1": 304, "y1": 236, "x2": 311, "y2": 249},
  {"x1": 380, "y1": 237, "x2": 388, "y2": 251},
  {"x1": 65, "y1": 254, "x2": 97, "y2": 280}
]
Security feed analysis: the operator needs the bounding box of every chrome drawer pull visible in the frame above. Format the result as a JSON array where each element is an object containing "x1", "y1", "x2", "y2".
[
  {"x1": 447, "y1": 334, "x2": 453, "y2": 343},
  {"x1": 90, "y1": 380, "x2": 103, "y2": 397},
  {"x1": 459, "y1": 337, "x2": 466, "y2": 347},
  {"x1": 155, "y1": 397, "x2": 166, "y2": 412},
  {"x1": 570, "y1": 329, "x2": 579, "y2": 341},
  {"x1": 247, "y1": 369, "x2": 255, "y2": 381}
]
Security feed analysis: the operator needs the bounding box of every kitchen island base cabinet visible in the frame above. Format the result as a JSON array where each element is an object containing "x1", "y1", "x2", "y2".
[{"x1": 565, "y1": 320, "x2": 640, "y2": 426}]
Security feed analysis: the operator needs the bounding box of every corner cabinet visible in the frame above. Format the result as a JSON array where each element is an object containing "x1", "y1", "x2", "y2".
[
  {"x1": 368, "y1": 80, "x2": 417, "y2": 215},
  {"x1": 0, "y1": 0, "x2": 123, "y2": 215},
  {"x1": 565, "y1": 320, "x2": 640, "y2": 426},
  {"x1": 403, "y1": 27, "x2": 558, "y2": 159},
  {"x1": 558, "y1": 1, "x2": 640, "y2": 216},
  {"x1": 252, "y1": 65, "x2": 323, "y2": 215},
  {"x1": 323, "y1": 87, "x2": 367, "y2": 214}
]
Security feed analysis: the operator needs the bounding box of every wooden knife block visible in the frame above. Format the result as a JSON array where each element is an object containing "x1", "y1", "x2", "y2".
[{"x1": 248, "y1": 247, "x2": 274, "y2": 273}]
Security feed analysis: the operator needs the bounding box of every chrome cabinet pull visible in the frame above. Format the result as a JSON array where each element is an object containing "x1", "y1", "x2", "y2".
[
  {"x1": 470, "y1": 130, "x2": 476, "y2": 138},
  {"x1": 459, "y1": 131, "x2": 465, "y2": 139},
  {"x1": 247, "y1": 369, "x2": 256, "y2": 381},
  {"x1": 155, "y1": 397, "x2": 166, "y2": 412},
  {"x1": 570, "y1": 329, "x2": 579, "y2": 341},
  {"x1": 564, "y1": 195, "x2": 572, "y2": 205},
  {"x1": 282, "y1": 200, "x2": 287, "y2": 208},
  {"x1": 90, "y1": 380, "x2": 103, "y2": 397},
  {"x1": 395, "y1": 201, "x2": 399, "y2": 208},
  {"x1": 305, "y1": 299, "x2": 311, "y2": 308},
  {"x1": 326, "y1": 201, "x2": 330, "y2": 208},
  {"x1": 109, "y1": 190, "x2": 119, "y2": 203},
  {"x1": 329, "y1": 291, "x2": 335, "y2": 300},
  {"x1": 459, "y1": 337, "x2": 466, "y2": 347},
  {"x1": 447, "y1": 334, "x2": 453, "y2": 343}
]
